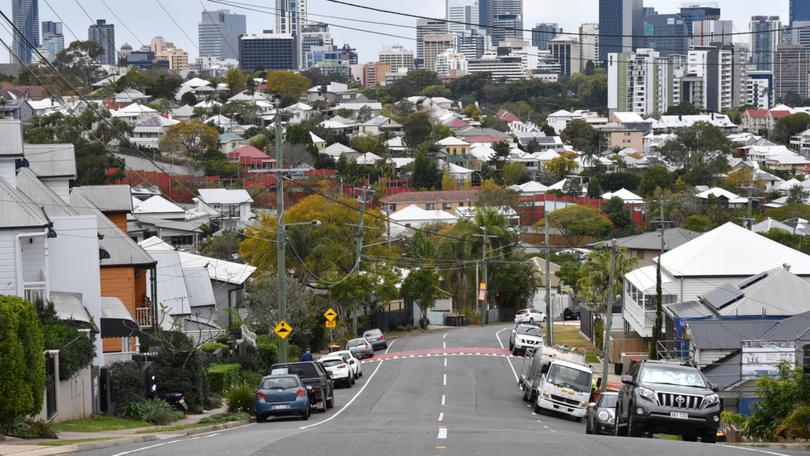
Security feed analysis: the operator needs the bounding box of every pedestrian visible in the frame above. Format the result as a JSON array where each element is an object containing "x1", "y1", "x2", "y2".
[{"x1": 300, "y1": 347, "x2": 313, "y2": 361}]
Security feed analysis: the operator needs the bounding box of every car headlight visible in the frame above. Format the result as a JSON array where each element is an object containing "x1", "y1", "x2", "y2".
[
  {"x1": 637, "y1": 387, "x2": 656, "y2": 403},
  {"x1": 704, "y1": 393, "x2": 719, "y2": 407},
  {"x1": 542, "y1": 390, "x2": 550, "y2": 398},
  {"x1": 579, "y1": 400, "x2": 588, "y2": 408},
  {"x1": 597, "y1": 410, "x2": 610, "y2": 422}
]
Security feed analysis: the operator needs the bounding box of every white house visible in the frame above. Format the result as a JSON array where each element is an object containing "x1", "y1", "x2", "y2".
[
  {"x1": 508, "y1": 181, "x2": 548, "y2": 195},
  {"x1": 388, "y1": 204, "x2": 458, "y2": 238},
  {"x1": 23, "y1": 143, "x2": 76, "y2": 202},
  {"x1": 602, "y1": 188, "x2": 644, "y2": 204},
  {"x1": 694, "y1": 187, "x2": 749, "y2": 208},
  {"x1": 191, "y1": 188, "x2": 255, "y2": 230},
  {"x1": 284, "y1": 102, "x2": 314, "y2": 125},
  {"x1": 130, "y1": 115, "x2": 179, "y2": 150},
  {"x1": 110, "y1": 102, "x2": 158, "y2": 125}
]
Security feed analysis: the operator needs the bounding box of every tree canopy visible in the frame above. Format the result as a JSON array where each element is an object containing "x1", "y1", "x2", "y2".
[{"x1": 545, "y1": 205, "x2": 612, "y2": 247}]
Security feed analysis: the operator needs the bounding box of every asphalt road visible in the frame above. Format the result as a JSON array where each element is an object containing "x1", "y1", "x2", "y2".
[{"x1": 78, "y1": 325, "x2": 810, "y2": 456}]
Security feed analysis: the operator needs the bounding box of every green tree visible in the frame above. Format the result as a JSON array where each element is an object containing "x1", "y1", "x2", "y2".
[
  {"x1": 180, "y1": 91, "x2": 198, "y2": 106},
  {"x1": 658, "y1": 122, "x2": 731, "y2": 185},
  {"x1": 682, "y1": 214, "x2": 713, "y2": 232},
  {"x1": 159, "y1": 119, "x2": 219, "y2": 159},
  {"x1": 600, "y1": 172, "x2": 641, "y2": 192},
  {"x1": 286, "y1": 124, "x2": 311, "y2": 145},
  {"x1": 387, "y1": 70, "x2": 442, "y2": 100},
  {"x1": 545, "y1": 155, "x2": 578, "y2": 181},
  {"x1": 38, "y1": 303, "x2": 95, "y2": 380},
  {"x1": 54, "y1": 40, "x2": 104, "y2": 87},
  {"x1": 224, "y1": 68, "x2": 247, "y2": 95},
  {"x1": 561, "y1": 119, "x2": 598, "y2": 154},
  {"x1": 350, "y1": 135, "x2": 381, "y2": 154},
  {"x1": 502, "y1": 162, "x2": 528, "y2": 185},
  {"x1": 0, "y1": 296, "x2": 45, "y2": 432},
  {"x1": 605, "y1": 196, "x2": 633, "y2": 232},
  {"x1": 665, "y1": 103, "x2": 701, "y2": 116},
  {"x1": 545, "y1": 205, "x2": 612, "y2": 247},
  {"x1": 403, "y1": 112, "x2": 433, "y2": 147},
  {"x1": 401, "y1": 268, "x2": 441, "y2": 327},
  {"x1": 411, "y1": 149, "x2": 442, "y2": 190},
  {"x1": 638, "y1": 166, "x2": 674, "y2": 196},
  {"x1": 745, "y1": 364, "x2": 810, "y2": 439},
  {"x1": 772, "y1": 113, "x2": 810, "y2": 145},
  {"x1": 760, "y1": 228, "x2": 810, "y2": 254},
  {"x1": 490, "y1": 262, "x2": 540, "y2": 309},
  {"x1": 200, "y1": 230, "x2": 243, "y2": 260},
  {"x1": 265, "y1": 71, "x2": 311, "y2": 105},
  {"x1": 576, "y1": 248, "x2": 638, "y2": 312}
]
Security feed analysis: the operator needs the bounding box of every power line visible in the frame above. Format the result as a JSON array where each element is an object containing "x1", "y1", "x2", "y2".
[
  {"x1": 197, "y1": 0, "x2": 240, "y2": 59},
  {"x1": 155, "y1": 0, "x2": 200, "y2": 51},
  {"x1": 100, "y1": 0, "x2": 146, "y2": 48},
  {"x1": 42, "y1": 0, "x2": 82, "y2": 43}
]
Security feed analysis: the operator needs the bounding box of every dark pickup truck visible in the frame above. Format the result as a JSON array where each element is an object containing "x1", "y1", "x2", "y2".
[{"x1": 269, "y1": 361, "x2": 335, "y2": 412}]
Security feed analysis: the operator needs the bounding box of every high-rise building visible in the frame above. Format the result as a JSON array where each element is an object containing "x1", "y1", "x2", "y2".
[
  {"x1": 599, "y1": 0, "x2": 643, "y2": 62},
  {"x1": 198, "y1": 9, "x2": 246, "y2": 61},
  {"x1": 643, "y1": 13, "x2": 688, "y2": 57},
  {"x1": 607, "y1": 48, "x2": 674, "y2": 116},
  {"x1": 791, "y1": 0, "x2": 810, "y2": 24},
  {"x1": 479, "y1": 0, "x2": 491, "y2": 33},
  {"x1": 12, "y1": 0, "x2": 39, "y2": 63},
  {"x1": 687, "y1": 45, "x2": 741, "y2": 112},
  {"x1": 156, "y1": 47, "x2": 189, "y2": 71},
  {"x1": 491, "y1": 0, "x2": 523, "y2": 45},
  {"x1": 550, "y1": 35, "x2": 581, "y2": 76},
  {"x1": 456, "y1": 29, "x2": 491, "y2": 60},
  {"x1": 423, "y1": 34, "x2": 457, "y2": 71},
  {"x1": 579, "y1": 23, "x2": 599, "y2": 66},
  {"x1": 362, "y1": 61, "x2": 391, "y2": 88},
  {"x1": 435, "y1": 48, "x2": 468, "y2": 77},
  {"x1": 88, "y1": 19, "x2": 116, "y2": 66},
  {"x1": 468, "y1": 55, "x2": 526, "y2": 80},
  {"x1": 41, "y1": 20, "x2": 63, "y2": 62},
  {"x1": 275, "y1": 0, "x2": 307, "y2": 68},
  {"x1": 150, "y1": 36, "x2": 171, "y2": 54},
  {"x1": 679, "y1": 3, "x2": 721, "y2": 38},
  {"x1": 792, "y1": 21, "x2": 810, "y2": 47},
  {"x1": 238, "y1": 33, "x2": 296, "y2": 71},
  {"x1": 447, "y1": 0, "x2": 479, "y2": 34},
  {"x1": 746, "y1": 70, "x2": 773, "y2": 109},
  {"x1": 301, "y1": 23, "x2": 332, "y2": 68},
  {"x1": 531, "y1": 23, "x2": 561, "y2": 50},
  {"x1": 379, "y1": 45, "x2": 415, "y2": 71},
  {"x1": 690, "y1": 19, "x2": 733, "y2": 46},
  {"x1": 750, "y1": 16, "x2": 781, "y2": 72},
  {"x1": 416, "y1": 18, "x2": 448, "y2": 64},
  {"x1": 774, "y1": 44, "x2": 810, "y2": 101}
]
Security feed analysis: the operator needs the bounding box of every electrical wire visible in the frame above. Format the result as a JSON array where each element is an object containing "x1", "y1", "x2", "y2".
[{"x1": 155, "y1": 0, "x2": 200, "y2": 51}]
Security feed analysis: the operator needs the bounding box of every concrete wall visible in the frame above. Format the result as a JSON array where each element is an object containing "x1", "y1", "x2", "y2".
[{"x1": 37, "y1": 364, "x2": 93, "y2": 423}]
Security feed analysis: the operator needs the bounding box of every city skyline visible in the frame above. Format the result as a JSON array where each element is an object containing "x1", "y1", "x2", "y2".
[{"x1": 0, "y1": 0, "x2": 790, "y2": 65}]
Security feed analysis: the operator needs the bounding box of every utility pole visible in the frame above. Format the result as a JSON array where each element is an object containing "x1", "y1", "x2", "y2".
[
  {"x1": 545, "y1": 214, "x2": 553, "y2": 346},
  {"x1": 601, "y1": 239, "x2": 617, "y2": 393},
  {"x1": 474, "y1": 227, "x2": 496, "y2": 324},
  {"x1": 739, "y1": 180, "x2": 756, "y2": 230},
  {"x1": 275, "y1": 112, "x2": 288, "y2": 363},
  {"x1": 650, "y1": 197, "x2": 670, "y2": 360}
]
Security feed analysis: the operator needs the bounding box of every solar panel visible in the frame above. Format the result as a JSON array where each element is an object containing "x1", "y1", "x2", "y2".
[
  {"x1": 701, "y1": 282, "x2": 744, "y2": 311},
  {"x1": 737, "y1": 271, "x2": 769, "y2": 290}
]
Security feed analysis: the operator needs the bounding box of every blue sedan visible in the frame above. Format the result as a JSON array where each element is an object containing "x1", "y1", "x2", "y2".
[{"x1": 255, "y1": 375, "x2": 310, "y2": 422}]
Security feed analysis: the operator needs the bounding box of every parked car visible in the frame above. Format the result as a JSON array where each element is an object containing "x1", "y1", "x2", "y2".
[
  {"x1": 269, "y1": 361, "x2": 334, "y2": 413},
  {"x1": 514, "y1": 308, "x2": 546, "y2": 324},
  {"x1": 585, "y1": 392, "x2": 617, "y2": 435},
  {"x1": 329, "y1": 349, "x2": 363, "y2": 379},
  {"x1": 363, "y1": 328, "x2": 388, "y2": 350},
  {"x1": 508, "y1": 323, "x2": 544, "y2": 356},
  {"x1": 347, "y1": 337, "x2": 374, "y2": 359},
  {"x1": 614, "y1": 360, "x2": 721, "y2": 443},
  {"x1": 563, "y1": 307, "x2": 581, "y2": 321},
  {"x1": 255, "y1": 375, "x2": 310, "y2": 422},
  {"x1": 319, "y1": 356, "x2": 355, "y2": 387}
]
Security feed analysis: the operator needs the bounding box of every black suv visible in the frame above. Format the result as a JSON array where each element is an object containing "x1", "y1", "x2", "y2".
[
  {"x1": 270, "y1": 361, "x2": 335, "y2": 413},
  {"x1": 614, "y1": 361, "x2": 721, "y2": 443}
]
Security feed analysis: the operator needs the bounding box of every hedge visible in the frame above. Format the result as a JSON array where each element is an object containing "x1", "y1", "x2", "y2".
[{"x1": 208, "y1": 363, "x2": 240, "y2": 394}]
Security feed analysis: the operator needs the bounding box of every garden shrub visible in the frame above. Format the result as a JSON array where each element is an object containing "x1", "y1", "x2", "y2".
[
  {"x1": 205, "y1": 394, "x2": 223, "y2": 410},
  {"x1": 108, "y1": 361, "x2": 146, "y2": 416},
  {"x1": 239, "y1": 370, "x2": 264, "y2": 389},
  {"x1": 207, "y1": 363, "x2": 240, "y2": 394},
  {"x1": 226, "y1": 383, "x2": 255, "y2": 415},
  {"x1": 38, "y1": 302, "x2": 95, "y2": 379},
  {"x1": 150, "y1": 332, "x2": 208, "y2": 413},
  {"x1": 124, "y1": 399, "x2": 184, "y2": 425},
  {"x1": 593, "y1": 318, "x2": 605, "y2": 354},
  {"x1": 0, "y1": 296, "x2": 45, "y2": 433},
  {"x1": 201, "y1": 342, "x2": 229, "y2": 353},
  {"x1": 257, "y1": 340, "x2": 278, "y2": 371},
  {"x1": 3, "y1": 417, "x2": 56, "y2": 438}
]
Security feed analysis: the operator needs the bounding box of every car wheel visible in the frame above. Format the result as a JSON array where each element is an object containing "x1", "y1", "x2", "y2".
[
  {"x1": 512, "y1": 347, "x2": 519, "y2": 356},
  {"x1": 529, "y1": 318, "x2": 534, "y2": 324},
  {"x1": 351, "y1": 376, "x2": 356, "y2": 385},
  {"x1": 683, "y1": 433, "x2": 697, "y2": 442},
  {"x1": 509, "y1": 342, "x2": 514, "y2": 351},
  {"x1": 533, "y1": 401, "x2": 543, "y2": 414},
  {"x1": 628, "y1": 415, "x2": 643, "y2": 437},
  {"x1": 326, "y1": 394, "x2": 335, "y2": 409},
  {"x1": 522, "y1": 386, "x2": 530, "y2": 402},
  {"x1": 575, "y1": 416, "x2": 583, "y2": 423},
  {"x1": 302, "y1": 406, "x2": 310, "y2": 421},
  {"x1": 255, "y1": 414, "x2": 265, "y2": 423},
  {"x1": 702, "y1": 431, "x2": 717, "y2": 444},
  {"x1": 614, "y1": 413, "x2": 628, "y2": 437}
]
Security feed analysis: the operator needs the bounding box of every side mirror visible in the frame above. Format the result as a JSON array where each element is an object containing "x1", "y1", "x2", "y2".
[
  {"x1": 621, "y1": 375, "x2": 633, "y2": 385},
  {"x1": 325, "y1": 371, "x2": 332, "y2": 379}
]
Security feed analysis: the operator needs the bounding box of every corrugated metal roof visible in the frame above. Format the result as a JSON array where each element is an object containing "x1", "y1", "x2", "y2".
[
  {"x1": 686, "y1": 319, "x2": 776, "y2": 350},
  {"x1": 759, "y1": 311, "x2": 810, "y2": 340},
  {"x1": 69, "y1": 191, "x2": 155, "y2": 267},
  {"x1": 0, "y1": 120, "x2": 24, "y2": 156},
  {"x1": 72, "y1": 185, "x2": 133, "y2": 212},
  {"x1": 183, "y1": 267, "x2": 216, "y2": 308},
  {"x1": 0, "y1": 175, "x2": 49, "y2": 229},
  {"x1": 702, "y1": 352, "x2": 742, "y2": 390},
  {"x1": 149, "y1": 249, "x2": 192, "y2": 316},
  {"x1": 198, "y1": 188, "x2": 253, "y2": 204},
  {"x1": 591, "y1": 228, "x2": 702, "y2": 251},
  {"x1": 15, "y1": 168, "x2": 77, "y2": 218},
  {"x1": 138, "y1": 236, "x2": 256, "y2": 285},
  {"x1": 23, "y1": 143, "x2": 76, "y2": 178}
]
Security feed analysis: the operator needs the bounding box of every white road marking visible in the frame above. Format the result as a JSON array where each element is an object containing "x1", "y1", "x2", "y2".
[
  {"x1": 299, "y1": 339, "x2": 395, "y2": 430},
  {"x1": 443, "y1": 373, "x2": 447, "y2": 386},
  {"x1": 543, "y1": 425, "x2": 549, "y2": 429},
  {"x1": 444, "y1": 358, "x2": 447, "y2": 367},
  {"x1": 496, "y1": 328, "x2": 519, "y2": 382},
  {"x1": 536, "y1": 420, "x2": 542, "y2": 423},
  {"x1": 443, "y1": 333, "x2": 447, "y2": 339},
  {"x1": 203, "y1": 433, "x2": 221, "y2": 438},
  {"x1": 443, "y1": 341, "x2": 446, "y2": 349},
  {"x1": 720, "y1": 446, "x2": 791, "y2": 456},
  {"x1": 438, "y1": 412, "x2": 444, "y2": 422},
  {"x1": 531, "y1": 412, "x2": 536, "y2": 416},
  {"x1": 441, "y1": 394, "x2": 446, "y2": 406},
  {"x1": 438, "y1": 427, "x2": 448, "y2": 439},
  {"x1": 111, "y1": 440, "x2": 180, "y2": 456},
  {"x1": 550, "y1": 429, "x2": 557, "y2": 433}
]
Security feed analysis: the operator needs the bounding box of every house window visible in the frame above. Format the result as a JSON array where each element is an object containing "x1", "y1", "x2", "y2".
[
  {"x1": 426, "y1": 203, "x2": 436, "y2": 210},
  {"x1": 443, "y1": 202, "x2": 452, "y2": 210}
]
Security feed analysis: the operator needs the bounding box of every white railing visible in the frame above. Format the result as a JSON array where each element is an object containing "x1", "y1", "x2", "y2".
[
  {"x1": 622, "y1": 293, "x2": 657, "y2": 338},
  {"x1": 185, "y1": 329, "x2": 225, "y2": 345},
  {"x1": 24, "y1": 285, "x2": 46, "y2": 303},
  {"x1": 135, "y1": 307, "x2": 153, "y2": 328}
]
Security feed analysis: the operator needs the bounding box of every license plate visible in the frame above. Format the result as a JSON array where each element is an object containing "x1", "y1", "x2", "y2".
[
  {"x1": 670, "y1": 412, "x2": 689, "y2": 419},
  {"x1": 272, "y1": 404, "x2": 289, "y2": 410}
]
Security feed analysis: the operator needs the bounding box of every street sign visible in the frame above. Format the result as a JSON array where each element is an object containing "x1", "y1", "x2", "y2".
[
  {"x1": 478, "y1": 282, "x2": 487, "y2": 302},
  {"x1": 325, "y1": 320, "x2": 336, "y2": 329},
  {"x1": 324, "y1": 308, "x2": 337, "y2": 322},
  {"x1": 274, "y1": 320, "x2": 293, "y2": 340}
]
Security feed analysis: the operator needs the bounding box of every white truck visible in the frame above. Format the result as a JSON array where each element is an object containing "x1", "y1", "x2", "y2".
[{"x1": 518, "y1": 346, "x2": 594, "y2": 421}]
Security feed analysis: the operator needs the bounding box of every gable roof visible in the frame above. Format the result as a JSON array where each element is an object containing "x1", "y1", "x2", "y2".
[
  {"x1": 15, "y1": 168, "x2": 77, "y2": 218},
  {"x1": 0, "y1": 174, "x2": 49, "y2": 229},
  {"x1": 72, "y1": 185, "x2": 133, "y2": 212},
  {"x1": 321, "y1": 142, "x2": 358, "y2": 158},
  {"x1": 695, "y1": 187, "x2": 748, "y2": 204},
  {"x1": 759, "y1": 311, "x2": 810, "y2": 340},
  {"x1": 141, "y1": 236, "x2": 256, "y2": 285},
  {"x1": 437, "y1": 136, "x2": 469, "y2": 146},
  {"x1": 23, "y1": 143, "x2": 76, "y2": 178},
  {"x1": 657, "y1": 222, "x2": 810, "y2": 277},
  {"x1": 133, "y1": 195, "x2": 186, "y2": 214},
  {"x1": 508, "y1": 181, "x2": 548, "y2": 194},
  {"x1": 198, "y1": 188, "x2": 253, "y2": 204},
  {"x1": 171, "y1": 105, "x2": 194, "y2": 117},
  {"x1": 591, "y1": 227, "x2": 701, "y2": 251},
  {"x1": 602, "y1": 188, "x2": 643, "y2": 203},
  {"x1": 687, "y1": 319, "x2": 776, "y2": 350},
  {"x1": 0, "y1": 120, "x2": 24, "y2": 157},
  {"x1": 389, "y1": 204, "x2": 458, "y2": 222}
]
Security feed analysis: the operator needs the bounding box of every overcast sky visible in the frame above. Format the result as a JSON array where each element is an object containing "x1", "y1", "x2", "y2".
[{"x1": 0, "y1": 0, "x2": 789, "y2": 65}]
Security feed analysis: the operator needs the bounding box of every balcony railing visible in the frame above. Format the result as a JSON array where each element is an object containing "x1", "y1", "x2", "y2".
[
  {"x1": 623, "y1": 293, "x2": 657, "y2": 338},
  {"x1": 135, "y1": 307, "x2": 153, "y2": 328},
  {"x1": 24, "y1": 284, "x2": 46, "y2": 304}
]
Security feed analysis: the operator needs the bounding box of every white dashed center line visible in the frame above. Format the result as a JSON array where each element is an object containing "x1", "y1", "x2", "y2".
[
  {"x1": 438, "y1": 412, "x2": 444, "y2": 422},
  {"x1": 441, "y1": 394, "x2": 446, "y2": 406},
  {"x1": 438, "y1": 427, "x2": 448, "y2": 439},
  {"x1": 443, "y1": 373, "x2": 447, "y2": 386}
]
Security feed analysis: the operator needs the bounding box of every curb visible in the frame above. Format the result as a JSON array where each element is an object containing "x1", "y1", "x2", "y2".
[{"x1": 723, "y1": 442, "x2": 810, "y2": 451}]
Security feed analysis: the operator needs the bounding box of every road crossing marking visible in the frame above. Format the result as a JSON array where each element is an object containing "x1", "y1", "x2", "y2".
[
  {"x1": 721, "y1": 446, "x2": 791, "y2": 456},
  {"x1": 442, "y1": 341, "x2": 446, "y2": 349},
  {"x1": 444, "y1": 358, "x2": 447, "y2": 367},
  {"x1": 438, "y1": 427, "x2": 448, "y2": 439}
]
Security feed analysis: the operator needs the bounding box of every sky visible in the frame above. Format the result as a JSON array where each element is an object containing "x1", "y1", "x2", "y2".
[{"x1": 0, "y1": 0, "x2": 790, "y2": 65}]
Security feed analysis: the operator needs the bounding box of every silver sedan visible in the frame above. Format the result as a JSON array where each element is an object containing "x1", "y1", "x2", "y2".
[{"x1": 347, "y1": 338, "x2": 374, "y2": 359}]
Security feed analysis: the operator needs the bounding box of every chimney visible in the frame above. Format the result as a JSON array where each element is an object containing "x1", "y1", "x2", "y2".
[{"x1": 783, "y1": 263, "x2": 792, "y2": 271}]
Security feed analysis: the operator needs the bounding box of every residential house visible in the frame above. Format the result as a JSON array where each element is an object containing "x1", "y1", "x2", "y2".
[
  {"x1": 227, "y1": 145, "x2": 276, "y2": 171},
  {"x1": 0, "y1": 98, "x2": 34, "y2": 124},
  {"x1": 655, "y1": 114, "x2": 738, "y2": 133},
  {"x1": 23, "y1": 143, "x2": 76, "y2": 201},
  {"x1": 110, "y1": 103, "x2": 158, "y2": 125},
  {"x1": 306, "y1": 82, "x2": 361, "y2": 103},
  {"x1": 190, "y1": 188, "x2": 254, "y2": 230},
  {"x1": 388, "y1": 204, "x2": 458, "y2": 238},
  {"x1": 128, "y1": 216, "x2": 203, "y2": 251},
  {"x1": 359, "y1": 116, "x2": 402, "y2": 137},
  {"x1": 332, "y1": 101, "x2": 383, "y2": 119},
  {"x1": 284, "y1": 102, "x2": 314, "y2": 125},
  {"x1": 321, "y1": 142, "x2": 360, "y2": 161},
  {"x1": 695, "y1": 187, "x2": 749, "y2": 209},
  {"x1": 746, "y1": 144, "x2": 810, "y2": 172},
  {"x1": 741, "y1": 107, "x2": 792, "y2": 133},
  {"x1": 752, "y1": 217, "x2": 808, "y2": 236},
  {"x1": 790, "y1": 128, "x2": 810, "y2": 158},
  {"x1": 130, "y1": 115, "x2": 179, "y2": 150},
  {"x1": 508, "y1": 181, "x2": 549, "y2": 195},
  {"x1": 381, "y1": 189, "x2": 480, "y2": 213},
  {"x1": 597, "y1": 124, "x2": 645, "y2": 153},
  {"x1": 319, "y1": 115, "x2": 359, "y2": 135},
  {"x1": 602, "y1": 188, "x2": 644, "y2": 204},
  {"x1": 591, "y1": 228, "x2": 701, "y2": 267},
  {"x1": 219, "y1": 132, "x2": 246, "y2": 153},
  {"x1": 310, "y1": 132, "x2": 326, "y2": 151},
  {"x1": 170, "y1": 104, "x2": 194, "y2": 121},
  {"x1": 437, "y1": 136, "x2": 471, "y2": 156},
  {"x1": 445, "y1": 163, "x2": 474, "y2": 186},
  {"x1": 115, "y1": 88, "x2": 150, "y2": 105}
]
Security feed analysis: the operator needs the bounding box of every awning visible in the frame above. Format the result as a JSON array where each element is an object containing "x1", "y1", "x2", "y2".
[
  {"x1": 100, "y1": 297, "x2": 139, "y2": 338},
  {"x1": 51, "y1": 291, "x2": 93, "y2": 324}
]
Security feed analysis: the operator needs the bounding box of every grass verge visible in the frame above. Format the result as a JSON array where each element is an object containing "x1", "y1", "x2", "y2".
[
  {"x1": 52, "y1": 416, "x2": 150, "y2": 433},
  {"x1": 549, "y1": 324, "x2": 597, "y2": 354},
  {"x1": 40, "y1": 437, "x2": 117, "y2": 447},
  {"x1": 136, "y1": 412, "x2": 249, "y2": 434}
]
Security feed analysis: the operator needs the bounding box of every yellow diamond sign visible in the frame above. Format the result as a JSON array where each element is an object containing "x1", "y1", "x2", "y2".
[
  {"x1": 274, "y1": 320, "x2": 293, "y2": 340},
  {"x1": 324, "y1": 308, "x2": 337, "y2": 322}
]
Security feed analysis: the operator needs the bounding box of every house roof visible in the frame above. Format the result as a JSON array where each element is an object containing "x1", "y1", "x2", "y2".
[
  {"x1": 701, "y1": 352, "x2": 743, "y2": 390},
  {"x1": 508, "y1": 181, "x2": 548, "y2": 194},
  {"x1": 695, "y1": 187, "x2": 748, "y2": 204},
  {"x1": 354, "y1": 152, "x2": 382, "y2": 165},
  {"x1": 752, "y1": 218, "x2": 799, "y2": 235},
  {"x1": 496, "y1": 109, "x2": 520, "y2": 122},
  {"x1": 744, "y1": 108, "x2": 769, "y2": 118},
  {"x1": 686, "y1": 319, "x2": 776, "y2": 350},
  {"x1": 759, "y1": 311, "x2": 810, "y2": 340},
  {"x1": 171, "y1": 105, "x2": 194, "y2": 117},
  {"x1": 437, "y1": 136, "x2": 469, "y2": 146},
  {"x1": 113, "y1": 102, "x2": 157, "y2": 115},
  {"x1": 656, "y1": 222, "x2": 810, "y2": 277},
  {"x1": 591, "y1": 227, "x2": 701, "y2": 251},
  {"x1": 1, "y1": 82, "x2": 49, "y2": 101},
  {"x1": 0, "y1": 120, "x2": 24, "y2": 157},
  {"x1": 133, "y1": 195, "x2": 185, "y2": 214},
  {"x1": 145, "y1": 249, "x2": 192, "y2": 315},
  {"x1": 227, "y1": 145, "x2": 273, "y2": 164},
  {"x1": 219, "y1": 132, "x2": 245, "y2": 143},
  {"x1": 612, "y1": 112, "x2": 646, "y2": 124},
  {"x1": 321, "y1": 142, "x2": 358, "y2": 158},
  {"x1": 310, "y1": 132, "x2": 325, "y2": 144},
  {"x1": 198, "y1": 188, "x2": 253, "y2": 204},
  {"x1": 381, "y1": 189, "x2": 480, "y2": 205},
  {"x1": 0, "y1": 174, "x2": 49, "y2": 229},
  {"x1": 602, "y1": 188, "x2": 643, "y2": 203},
  {"x1": 23, "y1": 143, "x2": 76, "y2": 178},
  {"x1": 141, "y1": 236, "x2": 256, "y2": 285},
  {"x1": 72, "y1": 185, "x2": 133, "y2": 212},
  {"x1": 15, "y1": 168, "x2": 77, "y2": 218},
  {"x1": 183, "y1": 267, "x2": 217, "y2": 308},
  {"x1": 116, "y1": 88, "x2": 147, "y2": 100},
  {"x1": 389, "y1": 204, "x2": 458, "y2": 222}
]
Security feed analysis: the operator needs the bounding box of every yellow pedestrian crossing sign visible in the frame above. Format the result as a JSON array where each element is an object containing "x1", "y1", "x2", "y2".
[
  {"x1": 325, "y1": 320, "x2": 336, "y2": 329},
  {"x1": 274, "y1": 320, "x2": 293, "y2": 340},
  {"x1": 324, "y1": 308, "x2": 337, "y2": 322}
]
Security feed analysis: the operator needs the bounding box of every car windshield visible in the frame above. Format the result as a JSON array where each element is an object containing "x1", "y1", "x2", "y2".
[
  {"x1": 320, "y1": 358, "x2": 344, "y2": 367},
  {"x1": 545, "y1": 365, "x2": 591, "y2": 393},
  {"x1": 640, "y1": 365, "x2": 707, "y2": 388},
  {"x1": 273, "y1": 363, "x2": 318, "y2": 378},
  {"x1": 517, "y1": 326, "x2": 541, "y2": 336},
  {"x1": 260, "y1": 377, "x2": 299, "y2": 389},
  {"x1": 364, "y1": 330, "x2": 382, "y2": 337},
  {"x1": 599, "y1": 394, "x2": 618, "y2": 408},
  {"x1": 348, "y1": 339, "x2": 367, "y2": 348}
]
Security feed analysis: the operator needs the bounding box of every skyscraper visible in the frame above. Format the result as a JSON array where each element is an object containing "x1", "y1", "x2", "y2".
[
  {"x1": 679, "y1": 3, "x2": 721, "y2": 38},
  {"x1": 11, "y1": 0, "x2": 39, "y2": 64},
  {"x1": 607, "y1": 48, "x2": 674, "y2": 116},
  {"x1": 88, "y1": 19, "x2": 115, "y2": 66},
  {"x1": 276, "y1": 0, "x2": 307, "y2": 66},
  {"x1": 579, "y1": 23, "x2": 599, "y2": 66},
  {"x1": 774, "y1": 44, "x2": 810, "y2": 101},
  {"x1": 599, "y1": 0, "x2": 643, "y2": 62},
  {"x1": 416, "y1": 18, "x2": 448, "y2": 64},
  {"x1": 238, "y1": 33, "x2": 296, "y2": 72},
  {"x1": 750, "y1": 16, "x2": 781, "y2": 72},
  {"x1": 643, "y1": 13, "x2": 688, "y2": 57},
  {"x1": 691, "y1": 19, "x2": 733, "y2": 47},
  {"x1": 790, "y1": 0, "x2": 810, "y2": 24},
  {"x1": 550, "y1": 35, "x2": 581, "y2": 76},
  {"x1": 479, "y1": 0, "x2": 491, "y2": 33},
  {"x1": 491, "y1": 0, "x2": 523, "y2": 45},
  {"x1": 379, "y1": 45, "x2": 415, "y2": 71},
  {"x1": 446, "y1": 0, "x2": 479, "y2": 34},
  {"x1": 531, "y1": 23, "x2": 561, "y2": 50},
  {"x1": 41, "y1": 21, "x2": 63, "y2": 62},
  {"x1": 198, "y1": 9, "x2": 246, "y2": 61}
]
